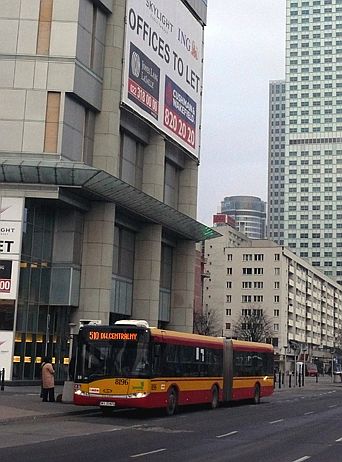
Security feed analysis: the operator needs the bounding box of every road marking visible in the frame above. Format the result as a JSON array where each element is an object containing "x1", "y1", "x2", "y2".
[
  {"x1": 216, "y1": 431, "x2": 238, "y2": 438},
  {"x1": 329, "y1": 404, "x2": 337, "y2": 408},
  {"x1": 336, "y1": 437, "x2": 342, "y2": 442},
  {"x1": 304, "y1": 411, "x2": 314, "y2": 415},
  {"x1": 291, "y1": 457, "x2": 310, "y2": 462},
  {"x1": 269, "y1": 419, "x2": 284, "y2": 424},
  {"x1": 130, "y1": 448, "x2": 167, "y2": 458}
]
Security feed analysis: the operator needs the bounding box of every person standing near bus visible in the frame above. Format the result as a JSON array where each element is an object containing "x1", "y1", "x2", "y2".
[{"x1": 41, "y1": 356, "x2": 55, "y2": 402}]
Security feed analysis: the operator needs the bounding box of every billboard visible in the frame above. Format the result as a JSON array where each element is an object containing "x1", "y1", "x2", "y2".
[
  {"x1": 122, "y1": 0, "x2": 204, "y2": 158},
  {"x1": 0, "y1": 197, "x2": 24, "y2": 300}
]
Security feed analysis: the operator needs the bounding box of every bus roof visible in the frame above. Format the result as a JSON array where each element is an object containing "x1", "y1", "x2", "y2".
[
  {"x1": 150, "y1": 327, "x2": 224, "y2": 348},
  {"x1": 232, "y1": 339, "x2": 274, "y2": 353}
]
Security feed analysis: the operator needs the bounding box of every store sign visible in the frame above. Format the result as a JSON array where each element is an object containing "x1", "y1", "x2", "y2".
[
  {"x1": 0, "y1": 197, "x2": 24, "y2": 300},
  {"x1": 122, "y1": 0, "x2": 204, "y2": 158}
]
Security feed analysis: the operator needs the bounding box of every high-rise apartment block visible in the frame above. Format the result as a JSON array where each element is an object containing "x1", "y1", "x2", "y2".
[
  {"x1": 0, "y1": 0, "x2": 216, "y2": 382},
  {"x1": 267, "y1": 81, "x2": 286, "y2": 244},
  {"x1": 204, "y1": 232, "x2": 342, "y2": 369},
  {"x1": 269, "y1": 0, "x2": 342, "y2": 283}
]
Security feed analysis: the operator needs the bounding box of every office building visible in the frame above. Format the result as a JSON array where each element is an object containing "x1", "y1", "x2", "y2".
[
  {"x1": 221, "y1": 195, "x2": 266, "y2": 239},
  {"x1": 269, "y1": 0, "x2": 342, "y2": 283},
  {"x1": 267, "y1": 80, "x2": 286, "y2": 244},
  {"x1": 0, "y1": 0, "x2": 217, "y2": 381}
]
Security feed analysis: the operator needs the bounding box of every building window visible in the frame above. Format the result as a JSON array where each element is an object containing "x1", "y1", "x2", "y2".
[
  {"x1": 226, "y1": 281, "x2": 232, "y2": 289},
  {"x1": 242, "y1": 295, "x2": 252, "y2": 303},
  {"x1": 227, "y1": 268, "x2": 233, "y2": 275},
  {"x1": 227, "y1": 254, "x2": 233, "y2": 261},
  {"x1": 254, "y1": 268, "x2": 264, "y2": 275},
  {"x1": 164, "y1": 160, "x2": 179, "y2": 208},
  {"x1": 242, "y1": 268, "x2": 252, "y2": 275},
  {"x1": 243, "y1": 254, "x2": 253, "y2": 261},
  {"x1": 254, "y1": 254, "x2": 264, "y2": 261},
  {"x1": 37, "y1": 0, "x2": 53, "y2": 55},
  {"x1": 242, "y1": 281, "x2": 252, "y2": 289},
  {"x1": 274, "y1": 295, "x2": 280, "y2": 303},
  {"x1": 44, "y1": 92, "x2": 61, "y2": 153},
  {"x1": 120, "y1": 132, "x2": 144, "y2": 189},
  {"x1": 274, "y1": 309, "x2": 279, "y2": 317},
  {"x1": 226, "y1": 309, "x2": 231, "y2": 316},
  {"x1": 275, "y1": 268, "x2": 280, "y2": 275},
  {"x1": 274, "y1": 281, "x2": 280, "y2": 289},
  {"x1": 225, "y1": 323, "x2": 231, "y2": 330},
  {"x1": 275, "y1": 253, "x2": 280, "y2": 261},
  {"x1": 226, "y1": 295, "x2": 232, "y2": 303}
]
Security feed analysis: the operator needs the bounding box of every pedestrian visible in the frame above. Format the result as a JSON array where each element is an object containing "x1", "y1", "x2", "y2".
[{"x1": 41, "y1": 356, "x2": 55, "y2": 402}]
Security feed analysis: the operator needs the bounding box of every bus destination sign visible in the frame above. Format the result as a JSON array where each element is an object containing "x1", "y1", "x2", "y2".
[{"x1": 88, "y1": 331, "x2": 138, "y2": 341}]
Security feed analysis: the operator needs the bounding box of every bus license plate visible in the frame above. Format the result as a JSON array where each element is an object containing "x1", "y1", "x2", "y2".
[{"x1": 100, "y1": 401, "x2": 116, "y2": 407}]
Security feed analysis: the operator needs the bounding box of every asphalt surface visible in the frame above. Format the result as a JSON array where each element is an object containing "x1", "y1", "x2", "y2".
[{"x1": 0, "y1": 376, "x2": 342, "y2": 462}]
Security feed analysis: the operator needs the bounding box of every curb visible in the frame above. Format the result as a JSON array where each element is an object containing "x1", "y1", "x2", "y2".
[{"x1": 0, "y1": 408, "x2": 97, "y2": 426}]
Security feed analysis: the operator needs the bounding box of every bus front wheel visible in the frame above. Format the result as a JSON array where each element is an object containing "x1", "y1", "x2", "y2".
[
  {"x1": 210, "y1": 386, "x2": 219, "y2": 409},
  {"x1": 252, "y1": 384, "x2": 260, "y2": 405},
  {"x1": 165, "y1": 387, "x2": 178, "y2": 416}
]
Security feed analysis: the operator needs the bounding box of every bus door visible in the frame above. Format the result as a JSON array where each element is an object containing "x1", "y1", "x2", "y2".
[{"x1": 223, "y1": 339, "x2": 233, "y2": 402}]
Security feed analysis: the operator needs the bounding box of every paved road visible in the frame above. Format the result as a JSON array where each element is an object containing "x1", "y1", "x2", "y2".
[{"x1": 1, "y1": 384, "x2": 342, "y2": 462}]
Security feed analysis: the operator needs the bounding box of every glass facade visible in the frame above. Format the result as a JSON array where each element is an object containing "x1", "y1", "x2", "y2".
[
  {"x1": 221, "y1": 196, "x2": 266, "y2": 239},
  {"x1": 13, "y1": 201, "x2": 70, "y2": 381}
]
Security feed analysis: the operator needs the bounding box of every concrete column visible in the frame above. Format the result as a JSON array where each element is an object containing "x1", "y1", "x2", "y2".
[
  {"x1": 132, "y1": 224, "x2": 162, "y2": 326},
  {"x1": 178, "y1": 157, "x2": 198, "y2": 219},
  {"x1": 142, "y1": 133, "x2": 165, "y2": 200},
  {"x1": 169, "y1": 239, "x2": 196, "y2": 332},
  {"x1": 76, "y1": 202, "x2": 116, "y2": 325},
  {"x1": 92, "y1": 0, "x2": 125, "y2": 176}
]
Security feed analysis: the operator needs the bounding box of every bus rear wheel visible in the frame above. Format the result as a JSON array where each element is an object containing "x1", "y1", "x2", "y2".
[
  {"x1": 165, "y1": 387, "x2": 178, "y2": 416},
  {"x1": 210, "y1": 386, "x2": 219, "y2": 409},
  {"x1": 252, "y1": 384, "x2": 260, "y2": 405}
]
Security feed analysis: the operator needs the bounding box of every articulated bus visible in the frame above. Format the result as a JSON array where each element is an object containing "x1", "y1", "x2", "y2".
[{"x1": 74, "y1": 320, "x2": 274, "y2": 415}]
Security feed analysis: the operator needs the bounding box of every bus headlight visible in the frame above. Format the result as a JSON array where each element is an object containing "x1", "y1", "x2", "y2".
[
  {"x1": 75, "y1": 389, "x2": 83, "y2": 395},
  {"x1": 127, "y1": 392, "x2": 148, "y2": 398}
]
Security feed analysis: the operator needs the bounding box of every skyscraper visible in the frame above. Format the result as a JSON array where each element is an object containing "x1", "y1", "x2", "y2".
[
  {"x1": 267, "y1": 81, "x2": 286, "y2": 244},
  {"x1": 221, "y1": 195, "x2": 266, "y2": 239},
  {"x1": 270, "y1": 0, "x2": 342, "y2": 284}
]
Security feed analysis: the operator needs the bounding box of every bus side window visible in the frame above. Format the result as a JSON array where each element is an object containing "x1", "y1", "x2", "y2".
[{"x1": 152, "y1": 343, "x2": 162, "y2": 376}]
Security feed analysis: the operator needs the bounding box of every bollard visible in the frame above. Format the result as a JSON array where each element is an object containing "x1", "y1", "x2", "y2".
[
  {"x1": 289, "y1": 374, "x2": 292, "y2": 388},
  {"x1": 316, "y1": 372, "x2": 318, "y2": 383},
  {"x1": 298, "y1": 372, "x2": 301, "y2": 388},
  {"x1": 302, "y1": 372, "x2": 305, "y2": 387},
  {"x1": 282, "y1": 372, "x2": 285, "y2": 386},
  {"x1": 278, "y1": 371, "x2": 281, "y2": 389},
  {"x1": 0, "y1": 368, "x2": 4, "y2": 391}
]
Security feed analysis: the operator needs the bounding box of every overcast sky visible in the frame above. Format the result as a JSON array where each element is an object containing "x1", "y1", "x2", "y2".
[{"x1": 197, "y1": 0, "x2": 286, "y2": 225}]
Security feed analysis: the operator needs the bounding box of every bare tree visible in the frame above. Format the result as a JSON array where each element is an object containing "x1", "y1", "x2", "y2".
[
  {"x1": 232, "y1": 309, "x2": 274, "y2": 343},
  {"x1": 193, "y1": 311, "x2": 221, "y2": 337}
]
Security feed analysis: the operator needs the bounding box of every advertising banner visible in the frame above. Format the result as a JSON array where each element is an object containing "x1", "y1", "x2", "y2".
[
  {"x1": 0, "y1": 331, "x2": 14, "y2": 380},
  {"x1": 0, "y1": 197, "x2": 24, "y2": 301},
  {"x1": 122, "y1": 0, "x2": 204, "y2": 158}
]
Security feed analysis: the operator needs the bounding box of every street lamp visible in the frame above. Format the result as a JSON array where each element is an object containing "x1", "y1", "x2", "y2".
[{"x1": 284, "y1": 345, "x2": 288, "y2": 387}]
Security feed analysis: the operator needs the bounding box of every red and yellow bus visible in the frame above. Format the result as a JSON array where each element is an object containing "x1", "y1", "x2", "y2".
[{"x1": 74, "y1": 320, "x2": 274, "y2": 415}]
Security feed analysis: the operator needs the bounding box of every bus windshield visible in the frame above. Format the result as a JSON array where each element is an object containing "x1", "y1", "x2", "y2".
[{"x1": 75, "y1": 328, "x2": 151, "y2": 381}]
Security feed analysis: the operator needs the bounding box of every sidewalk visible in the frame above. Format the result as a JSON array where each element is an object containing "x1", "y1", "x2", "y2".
[
  {"x1": 0, "y1": 376, "x2": 341, "y2": 424},
  {"x1": 273, "y1": 374, "x2": 342, "y2": 393},
  {"x1": 0, "y1": 385, "x2": 95, "y2": 424}
]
